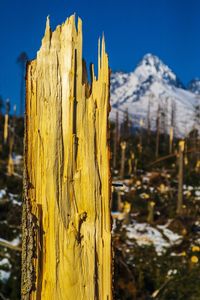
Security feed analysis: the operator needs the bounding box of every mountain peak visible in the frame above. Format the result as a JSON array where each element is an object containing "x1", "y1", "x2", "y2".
[
  {"x1": 136, "y1": 53, "x2": 183, "y2": 88},
  {"x1": 141, "y1": 53, "x2": 164, "y2": 66},
  {"x1": 110, "y1": 52, "x2": 198, "y2": 136}
]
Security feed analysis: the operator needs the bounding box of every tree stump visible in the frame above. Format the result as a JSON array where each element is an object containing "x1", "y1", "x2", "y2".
[{"x1": 22, "y1": 15, "x2": 112, "y2": 300}]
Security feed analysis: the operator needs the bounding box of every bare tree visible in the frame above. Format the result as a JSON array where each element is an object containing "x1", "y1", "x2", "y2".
[
  {"x1": 147, "y1": 94, "x2": 152, "y2": 144},
  {"x1": 177, "y1": 140, "x2": 185, "y2": 215},
  {"x1": 120, "y1": 141, "x2": 127, "y2": 179},
  {"x1": 113, "y1": 111, "x2": 119, "y2": 170},
  {"x1": 168, "y1": 99, "x2": 176, "y2": 154},
  {"x1": 3, "y1": 99, "x2": 10, "y2": 144},
  {"x1": 156, "y1": 104, "x2": 160, "y2": 158},
  {"x1": 121, "y1": 108, "x2": 130, "y2": 140},
  {"x1": 193, "y1": 96, "x2": 200, "y2": 162}
]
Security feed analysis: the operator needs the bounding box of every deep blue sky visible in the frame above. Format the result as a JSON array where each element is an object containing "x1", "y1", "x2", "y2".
[{"x1": 0, "y1": 0, "x2": 200, "y2": 114}]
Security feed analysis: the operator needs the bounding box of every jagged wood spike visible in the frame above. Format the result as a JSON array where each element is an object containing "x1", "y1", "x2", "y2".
[
  {"x1": 22, "y1": 15, "x2": 112, "y2": 300},
  {"x1": 3, "y1": 114, "x2": 8, "y2": 144}
]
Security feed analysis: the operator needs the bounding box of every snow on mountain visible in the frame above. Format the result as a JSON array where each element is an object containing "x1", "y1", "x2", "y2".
[
  {"x1": 110, "y1": 54, "x2": 199, "y2": 136},
  {"x1": 188, "y1": 79, "x2": 200, "y2": 95}
]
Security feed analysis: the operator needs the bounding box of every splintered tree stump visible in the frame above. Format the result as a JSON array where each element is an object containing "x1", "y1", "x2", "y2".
[{"x1": 22, "y1": 15, "x2": 112, "y2": 300}]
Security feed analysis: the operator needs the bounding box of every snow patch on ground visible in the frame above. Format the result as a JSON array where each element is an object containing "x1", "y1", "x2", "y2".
[
  {"x1": 0, "y1": 258, "x2": 11, "y2": 268},
  {"x1": 13, "y1": 154, "x2": 23, "y2": 165},
  {"x1": 0, "y1": 258, "x2": 11, "y2": 282},
  {"x1": 0, "y1": 189, "x2": 6, "y2": 199},
  {"x1": 126, "y1": 221, "x2": 182, "y2": 255},
  {"x1": 0, "y1": 236, "x2": 20, "y2": 247},
  {"x1": 8, "y1": 193, "x2": 21, "y2": 206},
  {"x1": 0, "y1": 270, "x2": 11, "y2": 281}
]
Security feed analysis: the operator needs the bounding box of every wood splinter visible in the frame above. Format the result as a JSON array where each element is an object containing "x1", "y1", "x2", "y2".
[{"x1": 22, "y1": 15, "x2": 112, "y2": 300}]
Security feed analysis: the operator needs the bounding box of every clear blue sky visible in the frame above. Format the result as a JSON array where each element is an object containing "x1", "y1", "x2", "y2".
[{"x1": 0, "y1": 0, "x2": 200, "y2": 114}]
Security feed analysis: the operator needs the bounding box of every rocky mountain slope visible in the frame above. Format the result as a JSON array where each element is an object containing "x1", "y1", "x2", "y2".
[{"x1": 110, "y1": 54, "x2": 200, "y2": 136}]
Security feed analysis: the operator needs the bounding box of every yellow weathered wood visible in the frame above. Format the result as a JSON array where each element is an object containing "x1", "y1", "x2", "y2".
[
  {"x1": 120, "y1": 141, "x2": 127, "y2": 179},
  {"x1": 177, "y1": 140, "x2": 185, "y2": 215},
  {"x1": 169, "y1": 126, "x2": 173, "y2": 154},
  {"x1": 4, "y1": 114, "x2": 8, "y2": 143},
  {"x1": 7, "y1": 134, "x2": 14, "y2": 176},
  {"x1": 7, "y1": 154, "x2": 14, "y2": 176},
  {"x1": 22, "y1": 15, "x2": 112, "y2": 300}
]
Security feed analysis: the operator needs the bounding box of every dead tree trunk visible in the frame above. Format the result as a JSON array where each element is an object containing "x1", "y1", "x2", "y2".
[
  {"x1": 139, "y1": 118, "x2": 144, "y2": 154},
  {"x1": 169, "y1": 126, "x2": 173, "y2": 154},
  {"x1": 147, "y1": 201, "x2": 155, "y2": 224},
  {"x1": 128, "y1": 151, "x2": 135, "y2": 177},
  {"x1": 7, "y1": 133, "x2": 14, "y2": 176},
  {"x1": 22, "y1": 15, "x2": 112, "y2": 300},
  {"x1": 147, "y1": 97, "x2": 151, "y2": 144},
  {"x1": 113, "y1": 111, "x2": 119, "y2": 170},
  {"x1": 177, "y1": 140, "x2": 185, "y2": 215},
  {"x1": 3, "y1": 114, "x2": 8, "y2": 144},
  {"x1": 120, "y1": 141, "x2": 127, "y2": 179},
  {"x1": 4, "y1": 99, "x2": 10, "y2": 144},
  {"x1": 156, "y1": 105, "x2": 160, "y2": 158}
]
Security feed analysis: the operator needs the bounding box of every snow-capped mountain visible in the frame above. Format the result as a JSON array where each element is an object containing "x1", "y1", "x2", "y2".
[{"x1": 110, "y1": 54, "x2": 199, "y2": 136}]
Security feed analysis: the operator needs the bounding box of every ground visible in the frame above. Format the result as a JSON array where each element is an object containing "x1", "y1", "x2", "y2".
[{"x1": 0, "y1": 116, "x2": 200, "y2": 299}]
